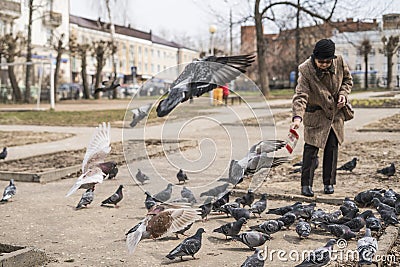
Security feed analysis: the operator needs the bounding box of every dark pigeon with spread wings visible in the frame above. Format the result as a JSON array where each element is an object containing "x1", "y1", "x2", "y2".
[{"x1": 156, "y1": 54, "x2": 255, "y2": 117}]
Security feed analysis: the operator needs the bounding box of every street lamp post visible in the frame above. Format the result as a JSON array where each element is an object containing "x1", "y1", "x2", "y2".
[{"x1": 209, "y1": 25, "x2": 217, "y2": 105}]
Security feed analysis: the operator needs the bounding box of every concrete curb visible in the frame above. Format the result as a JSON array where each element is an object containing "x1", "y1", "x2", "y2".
[{"x1": 0, "y1": 243, "x2": 47, "y2": 267}]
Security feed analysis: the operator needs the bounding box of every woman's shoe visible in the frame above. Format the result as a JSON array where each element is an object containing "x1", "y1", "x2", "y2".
[
  {"x1": 324, "y1": 185, "x2": 334, "y2": 194},
  {"x1": 301, "y1": 186, "x2": 314, "y2": 197}
]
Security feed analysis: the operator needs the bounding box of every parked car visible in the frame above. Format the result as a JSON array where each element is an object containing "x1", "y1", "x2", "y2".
[
  {"x1": 58, "y1": 83, "x2": 83, "y2": 100},
  {"x1": 118, "y1": 84, "x2": 140, "y2": 98}
]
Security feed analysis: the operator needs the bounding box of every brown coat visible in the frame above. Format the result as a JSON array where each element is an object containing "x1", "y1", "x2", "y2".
[{"x1": 292, "y1": 55, "x2": 353, "y2": 148}]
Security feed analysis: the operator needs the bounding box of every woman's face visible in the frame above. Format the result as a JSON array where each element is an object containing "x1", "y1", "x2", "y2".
[{"x1": 315, "y1": 58, "x2": 333, "y2": 70}]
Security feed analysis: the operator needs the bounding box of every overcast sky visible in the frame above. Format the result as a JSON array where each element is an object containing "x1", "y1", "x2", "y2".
[{"x1": 69, "y1": 0, "x2": 400, "y2": 47}]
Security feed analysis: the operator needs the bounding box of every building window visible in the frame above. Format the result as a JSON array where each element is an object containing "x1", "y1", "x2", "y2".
[
  {"x1": 157, "y1": 64, "x2": 160, "y2": 72},
  {"x1": 144, "y1": 47, "x2": 148, "y2": 58},
  {"x1": 369, "y1": 64, "x2": 374, "y2": 70},
  {"x1": 151, "y1": 63, "x2": 154, "y2": 73},
  {"x1": 145, "y1": 63, "x2": 148, "y2": 73},
  {"x1": 151, "y1": 49, "x2": 154, "y2": 57},
  {"x1": 355, "y1": 64, "x2": 362, "y2": 71},
  {"x1": 157, "y1": 50, "x2": 160, "y2": 58}
]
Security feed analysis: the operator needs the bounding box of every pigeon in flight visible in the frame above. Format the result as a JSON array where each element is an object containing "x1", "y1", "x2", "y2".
[
  {"x1": 177, "y1": 169, "x2": 189, "y2": 184},
  {"x1": 76, "y1": 188, "x2": 94, "y2": 210},
  {"x1": 126, "y1": 204, "x2": 201, "y2": 254},
  {"x1": 94, "y1": 79, "x2": 120, "y2": 94},
  {"x1": 130, "y1": 103, "x2": 152, "y2": 128},
  {"x1": 0, "y1": 147, "x2": 7, "y2": 160},
  {"x1": 156, "y1": 54, "x2": 255, "y2": 117},
  {"x1": 337, "y1": 157, "x2": 358, "y2": 172},
  {"x1": 1, "y1": 179, "x2": 16, "y2": 202},
  {"x1": 295, "y1": 239, "x2": 336, "y2": 267},
  {"x1": 357, "y1": 228, "x2": 378, "y2": 265},
  {"x1": 101, "y1": 184, "x2": 124, "y2": 208},
  {"x1": 166, "y1": 228, "x2": 205, "y2": 261},
  {"x1": 377, "y1": 163, "x2": 396, "y2": 177},
  {"x1": 66, "y1": 122, "x2": 112, "y2": 197},
  {"x1": 135, "y1": 169, "x2": 150, "y2": 185}
]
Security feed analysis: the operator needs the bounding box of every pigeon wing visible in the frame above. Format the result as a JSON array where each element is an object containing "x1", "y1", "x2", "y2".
[
  {"x1": 126, "y1": 217, "x2": 150, "y2": 254},
  {"x1": 82, "y1": 122, "x2": 111, "y2": 172},
  {"x1": 66, "y1": 167, "x2": 104, "y2": 197}
]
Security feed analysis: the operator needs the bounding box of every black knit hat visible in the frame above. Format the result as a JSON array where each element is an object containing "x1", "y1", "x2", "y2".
[{"x1": 313, "y1": 39, "x2": 336, "y2": 60}]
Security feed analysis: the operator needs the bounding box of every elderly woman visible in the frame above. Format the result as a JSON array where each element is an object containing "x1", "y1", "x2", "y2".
[{"x1": 291, "y1": 39, "x2": 353, "y2": 197}]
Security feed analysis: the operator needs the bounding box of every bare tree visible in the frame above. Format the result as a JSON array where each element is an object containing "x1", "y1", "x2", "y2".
[
  {"x1": 381, "y1": 35, "x2": 400, "y2": 89},
  {"x1": 104, "y1": 0, "x2": 118, "y2": 99},
  {"x1": 359, "y1": 39, "x2": 372, "y2": 89},
  {"x1": 69, "y1": 34, "x2": 91, "y2": 99},
  {"x1": 0, "y1": 33, "x2": 26, "y2": 102},
  {"x1": 24, "y1": 0, "x2": 34, "y2": 103},
  {"x1": 254, "y1": 0, "x2": 337, "y2": 96},
  {"x1": 53, "y1": 33, "x2": 66, "y2": 100},
  {"x1": 92, "y1": 40, "x2": 115, "y2": 99}
]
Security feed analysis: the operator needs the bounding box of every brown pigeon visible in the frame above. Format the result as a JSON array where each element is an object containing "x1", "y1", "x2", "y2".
[{"x1": 126, "y1": 203, "x2": 200, "y2": 254}]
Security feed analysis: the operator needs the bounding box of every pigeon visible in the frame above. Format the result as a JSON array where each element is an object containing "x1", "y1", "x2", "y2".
[
  {"x1": 213, "y1": 217, "x2": 247, "y2": 239},
  {"x1": 377, "y1": 163, "x2": 396, "y2": 177},
  {"x1": 227, "y1": 206, "x2": 251, "y2": 221},
  {"x1": 240, "y1": 190, "x2": 255, "y2": 208},
  {"x1": 378, "y1": 208, "x2": 399, "y2": 225},
  {"x1": 174, "y1": 223, "x2": 194, "y2": 238},
  {"x1": 290, "y1": 157, "x2": 319, "y2": 174},
  {"x1": 135, "y1": 169, "x2": 150, "y2": 185},
  {"x1": 237, "y1": 140, "x2": 289, "y2": 175},
  {"x1": 276, "y1": 212, "x2": 297, "y2": 229},
  {"x1": 250, "y1": 219, "x2": 284, "y2": 235},
  {"x1": 267, "y1": 202, "x2": 302, "y2": 215},
  {"x1": 212, "y1": 191, "x2": 231, "y2": 211},
  {"x1": 217, "y1": 160, "x2": 244, "y2": 187},
  {"x1": 144, "y1": 191, "x2": 157, "y2": 210},
  {"x1": 105, "y1": 162, "x2": 118, "y2": 179},
  {"x1": 354, "y1": 189, "x2": 386, "y2": 207},
  {"x1": 166, "y1": 228, "x2": 205, "y2": 260},
  {"x1": 101, "y1": 185, "x2": 124, "y2": 208},
  {"x1": 358, "y1": 228, "x2": 378, "y2": 265},
  {"x1": 293, "y1": 160, "x2": 303, "y2": 167},
  {"x1": 76, "y1": 188, "x2": 94, "y2": 210},
  {"x1": 181, "y1": 186, "x2": 197, "y2": 205},
  {"x1": 1, "y1": 179, "x2": 16, "y2": 202},
  {"x1": 94, "y1": 79, "x2": 120, "y2": 94},
  {"x1": 241, "y1": 249, "x2": 265, "y2": 267},
  {"x1": 177, "y1": 169, "x2": 189, "y2": 184},
  {"x1": 0, "y1": 147, "x2": 7, "y2": 160},
  {"x1": 372, "y1": 197, "x2": 395, "y2": 213},
  {"x1": 249, "y1": 193, "x2": 267, "y2": 217},
  {"x1": 319, "y1": 223, "x2": 356, "y2": 240},
  {"x1": 153, "y1": 183, "x2": 173, "y2": 202},
  {"x1": 199, "y1": 197, "x2": 213, "y2": 221},
  {"x1": 337, "y1": 157, "x2": 358, "y2": 172},
  {"x1": 295, "y1": 219, "x2": 311, "y2": 238},
  {"x1": 200, "y1": 183, "x2": 229, "y2": 197},
  {"x1": 365, "y1": 214, "x2": 382, "y2": 231},
  {"x1": 126, "y1": 204, "x2": 201, "y2": 254},
  {"x1": 340, "y1": 197, "x2": 359, "y2": 216},
  {"x1": 232, "y1": 231, "x2": 270, "y2": 250},
  {"x1": 66, "y1": 122, "x2": 111, "y2": 197},
  {"x1": 295, "y1": 239, "x2": 336, "y2": 267},
  {"x1": 217, "y1": 197, "x2": 242, "y2": 216},
  {"x1": 343, "y1": 210, "x2": 373, "y2": 232},
  {"x1": 130, "y1": 103, "x2": 152, "y2": 128},
  {"x1": 156, "y1": 54, "x2": 255, "y2": 117}
]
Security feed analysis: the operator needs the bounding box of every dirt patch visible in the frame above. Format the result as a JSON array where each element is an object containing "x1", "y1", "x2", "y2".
[
  {"x1": 361, "y1": 113, "x2": 400, "y2": 131},
  {"x1": 0, "y1": 131, "x2": 75, "y2": 147},
  {"x1": 240, "y1": 111, "x2": 292, "y2": 126}
]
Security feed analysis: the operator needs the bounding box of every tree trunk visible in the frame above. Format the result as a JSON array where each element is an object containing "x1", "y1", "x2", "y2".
[
  {"x1": 25, "y1": 0, "x2": 34, "y2": 103},
  {"x1": 8, "y1": 65, "x2": 22, "y2": 102},
  {"x1": 254, "y1": 0, "x2": 269, "y2": 97},
  {"x1": 364, "y1": 53, "x2": 368, "y2": 89},
  {"x1": 105, "y1": 0, "x2": 118, "y2": 99},
  {"x1": 94, "y1": 53, "x2": 104, "y2": 99},
  {"x1": 387, "y1": 53, "x2": 393, "y2": 89},
  {"x1": 80, "y1": 51, "x2": 90, "y2": 99},
  {"x1": 54, "y1": 35, "x2": 64, "y2": 101}
]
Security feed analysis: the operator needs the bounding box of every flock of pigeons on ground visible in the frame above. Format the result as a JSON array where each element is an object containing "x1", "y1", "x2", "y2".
[{"x1": 1, "y1": 53, "x2": 399, "y2": 266}]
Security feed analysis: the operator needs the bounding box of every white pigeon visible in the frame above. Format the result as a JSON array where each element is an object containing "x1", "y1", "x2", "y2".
[{"x1": 66, "y1": 122, "x2": 111, "y2": 197}]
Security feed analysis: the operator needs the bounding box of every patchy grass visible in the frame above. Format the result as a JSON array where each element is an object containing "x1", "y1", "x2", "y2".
[
  {"x1": 351, "y1": 98, "x2": 400, "y2": 108},
  {"x1": 0, "y1": 109, "x2": 126, "y2": 126}
]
